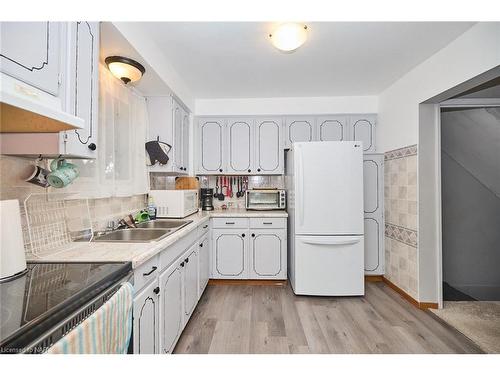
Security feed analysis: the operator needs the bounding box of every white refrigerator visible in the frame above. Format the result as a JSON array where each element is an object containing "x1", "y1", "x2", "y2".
[{"x1": 286, "y1": 141, "x2": 365, "y2": 296}]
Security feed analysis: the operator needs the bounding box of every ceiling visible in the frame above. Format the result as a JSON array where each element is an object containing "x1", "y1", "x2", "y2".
[{"x1": 135, "y1": 22, "x2": 475, "y2": 99}]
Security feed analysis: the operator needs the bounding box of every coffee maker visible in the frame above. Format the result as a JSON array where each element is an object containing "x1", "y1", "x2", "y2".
[{"x1": 200, "y1": 188, "x2": 214, "y2": 211}]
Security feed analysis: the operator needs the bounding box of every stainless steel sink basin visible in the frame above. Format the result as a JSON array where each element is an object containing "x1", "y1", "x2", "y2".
[
  {"x1": 93, "y1": 228, "x2": 172, "y2": 243},
  {"x1": 135, "y1": 220, "x2": 192, "y2": 230}
]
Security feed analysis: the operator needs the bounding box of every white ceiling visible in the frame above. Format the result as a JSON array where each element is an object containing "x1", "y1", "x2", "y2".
[{"x1": 136, "y1": 22, "x2": 475, "y2": 99}]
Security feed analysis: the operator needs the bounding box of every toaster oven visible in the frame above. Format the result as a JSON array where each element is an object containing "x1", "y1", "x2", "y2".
[{"x1": 245, "y1": 189, "x2": 286, "y2": 210}]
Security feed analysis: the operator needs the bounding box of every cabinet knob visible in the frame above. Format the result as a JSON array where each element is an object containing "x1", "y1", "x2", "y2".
[
  {"x1": 153, "y1": 287, "x2": 160, "y2": 295},
  {"x1": 257, "y1": 168, "x2": 261, "y2": 172},
  {"x1": 241, "y1": 233, "x2": 245, "y2": 237},
  {"x1": 199, "y1": 243, "x2": 203, "y2": 247},
  {"x1": 248, "y1": 169, "x2": 251, "y2": 172},
  {"x1": 88, "y1": 143, "x2": 97, "y2": 151},
  {"x1": 185, "y1": 258, "x2": 189, "y2": 263},
  {"x1": 180, "y1": 262, "x2": 185, "y2": 267},
  {"x1": 251, "y1": 233, "x2": 255, "y2": 237}
]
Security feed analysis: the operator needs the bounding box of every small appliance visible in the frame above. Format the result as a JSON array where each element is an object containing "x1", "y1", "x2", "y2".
[
  {"x1": 149, "y1": 190, "x2": 199, "y2": 218},
  {"x1": 200, "y1": 188, "x2": 214, "y2": 211},
  {"x1": 245, "y1": 189, "x2": 286, "y2": 210}
]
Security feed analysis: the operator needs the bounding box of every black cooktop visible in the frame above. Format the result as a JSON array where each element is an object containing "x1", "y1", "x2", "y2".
[{"x1": 0, "y1": 262, "x2": 132, "y2": 353}]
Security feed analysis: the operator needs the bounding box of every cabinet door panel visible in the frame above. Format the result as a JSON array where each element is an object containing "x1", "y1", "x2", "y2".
[
  {"x1": 350, "y1": 115, "x2": 376, "y2": 152},
  {"x1": 286, "y1": 117, "x2": 315, "y2": 147},
  {"x1": 64, "y1": 21, "x2": 99, "y2": 158},
  {"x1": 173, "y1": 99, "x2": 183, "y2": 171},
  {"x1": 250, "y1": 230, "x2": 284, "y2": 277},
  {"x1": 212, "y1": 229, "x2": 247, "y2": 278},
  {"x1": 184, "y1": 248, "x2": 198, "y2": 316},
  {"x1": 0, "y1": 22, "x2": 62, "y2": 96},
  {"x1": 227, "y1": 118, "x2": 253, "y2": 173},
  {"x1": 364, "y1": 217, "x2": 381, "y2": 272},
  {"x1": 256, "y1": 118, "x2": 282, "y2": 174},
  {"x1": 159, "y1": 263, "x2": 182, "y2": 353},
  {"x1": 133, "y1": 282, "x2": 158, "y2": 354},
  {"x1": 363, "y1": 158, "x2": 381, "y2": 214},
  {"x1": 317, "y1": 116, "x2": 347, "y2": 142},
  {"x1": 199, "y1": 234, "x2": 210, "y2": 296},
  {"x1": 199, "y1": 119, "x2": 224, "y2": 173}
]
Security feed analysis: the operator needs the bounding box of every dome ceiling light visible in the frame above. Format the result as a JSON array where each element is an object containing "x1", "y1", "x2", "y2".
[
  {"x1": 269, "y1": 23, "x2": 308, "y2": 52},
  {"x1": 105, "y1": 56, "x2": 145, "y2": 84}
]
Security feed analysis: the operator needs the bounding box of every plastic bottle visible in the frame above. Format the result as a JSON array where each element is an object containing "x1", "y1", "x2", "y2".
[{"x1": 147, "y1": 196, "x2": 157, "y2": 220}]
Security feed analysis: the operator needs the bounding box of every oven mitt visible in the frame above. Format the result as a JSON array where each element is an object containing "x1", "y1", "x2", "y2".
[{"x1": 145, "y1": 140, "x2": 171, "y2": 166}]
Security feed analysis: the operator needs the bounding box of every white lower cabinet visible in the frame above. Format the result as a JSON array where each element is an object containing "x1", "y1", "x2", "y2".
[
  {"x1": 158, "y1": 261, "x2": 183, "y2": 354},
  {"x1": 198, "y1": 233, "x2": 210, "y2": 297},
  {"x1": 133, "y1": 281, "x2": 160, "y2": 354},
  {"x1": 249, "y1": 229, "x2": 287, "y2": 279},
  {"x1": 182, "y1": 246, "x2": 199, "y2": 317},
  {"x1": 212, "y1": 229, "x2": 248, "y2": 279},
  {"x1": 211, "y1": 217, "x2": 287, "y2": 280}
]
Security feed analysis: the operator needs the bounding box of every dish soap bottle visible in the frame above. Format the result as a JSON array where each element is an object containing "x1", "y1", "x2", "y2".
[{"x1": 147, "y1": 196, "x2": 157, "y2": 220}]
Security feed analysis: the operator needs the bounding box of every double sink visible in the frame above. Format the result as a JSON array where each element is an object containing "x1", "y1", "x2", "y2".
[{"x1": 92, "y1": 219, "x2": 192, "y2": 243}]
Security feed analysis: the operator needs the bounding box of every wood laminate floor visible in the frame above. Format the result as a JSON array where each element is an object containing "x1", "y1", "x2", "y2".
[{"x1": 174, "y1": 282, "x2": 483, "y2": 354}]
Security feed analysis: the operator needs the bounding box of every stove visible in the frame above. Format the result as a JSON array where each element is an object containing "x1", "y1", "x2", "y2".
[{"x1": 0, "y1": 262, "x2": 132, "y2": 353}]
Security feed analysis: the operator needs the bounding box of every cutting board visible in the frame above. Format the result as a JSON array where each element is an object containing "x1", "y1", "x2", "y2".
[{"x1": 175, "y1": 177, "x2": 199, "y2": 190}]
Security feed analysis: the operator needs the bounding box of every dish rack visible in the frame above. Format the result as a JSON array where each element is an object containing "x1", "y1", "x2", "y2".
[{"x1": 24, "y1": 192, "x2": 93, "y2": 258}]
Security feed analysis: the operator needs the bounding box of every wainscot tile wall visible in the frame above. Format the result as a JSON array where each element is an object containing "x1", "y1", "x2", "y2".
[
  {"x1": 0, "y1": 156, "x2": 147, "y2": 256},
  {"x1": 384, "y1": 145, "x2": 419, "y2": 299}
]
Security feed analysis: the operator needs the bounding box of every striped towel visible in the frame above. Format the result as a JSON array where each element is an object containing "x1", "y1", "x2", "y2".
[{"x1": 47, "y1": 282, "x2": 134, "y2": 354}]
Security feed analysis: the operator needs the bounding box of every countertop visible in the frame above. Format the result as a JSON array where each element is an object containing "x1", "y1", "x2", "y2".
[{"x1": 26, "y1": 209, "x2": 288, "y2": 269}]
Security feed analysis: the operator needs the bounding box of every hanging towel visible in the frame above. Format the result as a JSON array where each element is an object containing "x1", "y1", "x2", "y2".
[{"x1": 47, "y1": 282, "x2": 134, "y2": 354}]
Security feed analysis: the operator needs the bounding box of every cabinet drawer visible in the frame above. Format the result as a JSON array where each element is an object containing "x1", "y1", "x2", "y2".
[
  {"x1": 249, "y1": 218, "x2": 286, "y2": 229},
  {"x1": 160, "y1": 228, "x2": 198, "y2": 272},
  {"x1": 212, "y1": 217, "x2": 248, "y2": 229},
  {"x1": 197, "y1": 220, "x2": 210, "y2": 238},
  {"x1": 134, "y1": 255, "x2": 159, "y2": 292}
]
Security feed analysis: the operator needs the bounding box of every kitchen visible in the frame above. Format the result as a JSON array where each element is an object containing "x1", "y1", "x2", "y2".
[{"x1": 1, "y1": 2, "x2": 499, "y2": 372}]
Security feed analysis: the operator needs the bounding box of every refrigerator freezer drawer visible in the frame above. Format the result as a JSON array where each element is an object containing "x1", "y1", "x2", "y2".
[{"x1": 292, "y1": 235, "x2": 365, "y2": 296}]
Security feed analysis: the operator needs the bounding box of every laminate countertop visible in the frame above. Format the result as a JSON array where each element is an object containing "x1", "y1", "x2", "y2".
[{"x1": 26, "y1": 209, "x2": 288, "y2": 269}]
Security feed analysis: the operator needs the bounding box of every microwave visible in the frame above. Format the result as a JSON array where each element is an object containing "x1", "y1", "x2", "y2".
[
  {"x1": 245, "y1": 189, "x2": 286, "y2": 210},
  {"x1": 149, "y1": 190, "x2": 199, "y2": 218}
]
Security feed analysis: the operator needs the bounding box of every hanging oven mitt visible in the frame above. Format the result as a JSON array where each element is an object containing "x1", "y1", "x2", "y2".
[{"x1": 145, "y1": 138, "x2": 171, "y2": 166}]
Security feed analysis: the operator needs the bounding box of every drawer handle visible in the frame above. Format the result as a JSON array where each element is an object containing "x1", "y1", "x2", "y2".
[
  {"x1": 199, "y1": 243, "x2": 203, "y2": 247},
  {"x1": 142, "y1": 266, "x2": 157, "y2": 276},
  {"x1": 225, "y1": 222, "x2": 235, "y2": 225},
  {"x1": 180, "y1": 262, "x2": 185, "y2": 268},
  {"x1": 263, "y1": 222, "x2": 273, "y2": 225},
  {"x1": 185, "y1": 258, "x2": 189, "y2": 263},
  {"x1": 153, "y1": 287, "x2": 160, "y2": 295},
  {"x1": 203, "y1": 225, "x2": 208, "y2": 229}
]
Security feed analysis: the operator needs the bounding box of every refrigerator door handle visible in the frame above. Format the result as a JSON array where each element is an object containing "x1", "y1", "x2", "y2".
[
  {"x1": 298, "y1": 236, "x2": 362, "y2": 246},
  {"x1": 297, "y1": 146, "x2": 304, "y2": 226}
]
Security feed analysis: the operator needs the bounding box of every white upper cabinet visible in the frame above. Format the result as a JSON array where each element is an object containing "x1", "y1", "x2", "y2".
[
  {"x1": 255, "y1": 117, "x2": 283, "y2": 174},
  {"x1": 227, "y1": 118, "x2": 254, "y2": 174},
  {"x1": 316, "y1": 115, "x2": 348, "y2": 142},
  {"x1": 197, "y1": 118, "x2": 225, "y2": 174},
  {"x1": 349, "y1": 115, "x2": 376, "y2": 152},
  {"x1": 0, "y1": 22, "x2": 63, "y2": 97},
  {"x1": 146, "y1": 96, "x2": 190, "y2": 175},
  {"x1": 285, "y1": 117, "x2": 315, "y2": 148},
  {"x1": 62, "y1": 22, "x2": 99, "y2": 158}
]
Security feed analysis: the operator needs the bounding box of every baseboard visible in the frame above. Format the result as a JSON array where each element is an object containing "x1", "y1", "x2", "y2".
[
  {"x1": 382, "y1": 276, "x2": 438, "y2": 310},
  {"x1": 365, "y1": 275, "x2": 384, "y2": 282},
  {"x1": 208, "y1": 279, "x2": 288, "y2": 286}
]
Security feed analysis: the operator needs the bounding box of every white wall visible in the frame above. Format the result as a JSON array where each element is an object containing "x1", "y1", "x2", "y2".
[
  {"x1": 195, "y1": 96, "x2": 378, "y2": 116},
  {"x1": 378, "y1": 22, "x2": 500, "y2": 152}
]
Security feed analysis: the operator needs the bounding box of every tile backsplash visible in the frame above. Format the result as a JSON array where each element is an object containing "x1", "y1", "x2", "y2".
[
  {"x1": 0, "y1": 156, "x2": 146, "y2": 256},
  {"x1": 384, "y1": 145, "x2": 418, "y2": 299}
]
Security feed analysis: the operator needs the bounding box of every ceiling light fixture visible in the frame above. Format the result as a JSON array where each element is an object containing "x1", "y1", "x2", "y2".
[
  {"x1": 105, "y1": 56, "x2": 145, "y2": 84},
  {"x1": 269, "y1": 23, "x2": 308, "y2": 52}
]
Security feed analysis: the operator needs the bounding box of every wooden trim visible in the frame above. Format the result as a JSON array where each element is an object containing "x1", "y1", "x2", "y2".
[
  {"x1": 382, "y1": 276, "x2": 438, "y2": 310},
  {"x1": 208, "y1": 279, "x2": 287, "y2": 286},
  {"x1": 365, "y1": 275, "x2": 384, "y2": 282}
]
